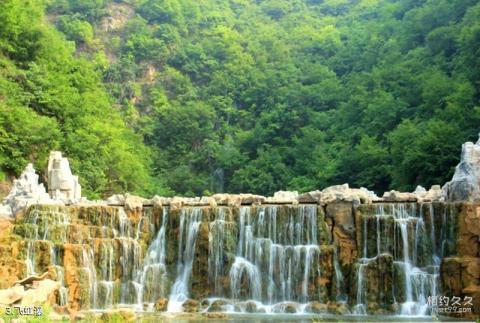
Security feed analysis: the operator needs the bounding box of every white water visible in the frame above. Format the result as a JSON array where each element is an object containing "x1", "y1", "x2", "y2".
[
  {"x1": 135, "y1": 208, "x2": 169, "y2": 308},
  {"x1": 209, "y1": 208, "x2": 226, "y2": 295},
  {"x1": 357, "y1": 203, "x2": 450, "y2": 316},
  {"x1": 20, "y1": 202, "x2": 455, "y2": 316},
  {"x1": 225, "y1": 205, "x2": 322, "y2": 312},
  {"x1": 167, "y1": 208, "x2": 203, "y2": 312},
  {"x1": 24, "y1": 207, "x2": 70, "y2": 305}
]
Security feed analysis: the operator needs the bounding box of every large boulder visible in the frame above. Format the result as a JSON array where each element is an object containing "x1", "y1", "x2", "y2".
[
  {"x1": 0, "y1": 285, "x2": 24, "y2": 305},
  {"x1": 320, "y1": 184, "x2": 379, "y2": 205},
  {"x1": 382, "y1": 190, "x2": 417, "y2": 202},
  {"x1": 413, "y1": 185, "x2": 444, "y2": 202},
  {"x1": 0, "y1": 273, "x2": 60, "y2": 307},
  {"x1": 149, "y1": 195, "x2": 172, "y2": 207},
  {"x1": 443, "y1": 136, "x2": 480, "y2": 202},
  {"x1": 106, "y1": 194, "x2": 125, "y2": 205},
  {"x1": 47, "y1": 151, "x2": 82, "y2": 203},
  {"x1": 266, "y1": 191, "x2": 299, "y2": 204},
  {"x1": 297, "y1": 190, "x2": 322, "y2": 203},
  {"x1": 125, "y1": 194, "x2": 146, "y2": 210},
  {"x1": 2, "y1": 164, "x2": 53, "y2": 217},
  {"x1": 297, "y1": 185, "x2": 380, "y2": 205},
  {"x1": 20, "y1": 279, "x2": 60, "y2": 306}
]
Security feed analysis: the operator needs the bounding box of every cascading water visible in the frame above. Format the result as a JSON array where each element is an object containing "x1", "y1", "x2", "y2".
[
  {"x1": 225, "y1": 205, "x2": 322, "y2": 313},
  {"x1": 355, "y1": 203, "x2": 454, "y2": 316},
  {"x1": 16, "y1": 201, "x2": 458, "y2": 317},
  {"x1": 167, "y1": 208, "x2": 203, "y2": 312},
  {"x1": 208, "y1": 208, "x2": 226, "y2": 296},
  {"x1": 23, "y1": 206, "x2": 70, "y2": 305},
  {"x1": 134, "y1": 208, "x2": 169, "y2": 309},
  {"x1": 333, "y1": 247, "x2": 346, "y2": 302}
]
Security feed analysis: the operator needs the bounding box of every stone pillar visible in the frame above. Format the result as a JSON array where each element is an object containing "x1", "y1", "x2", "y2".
[{"x1": 47, "y1": 151, "x2": 81, "y2": 202}]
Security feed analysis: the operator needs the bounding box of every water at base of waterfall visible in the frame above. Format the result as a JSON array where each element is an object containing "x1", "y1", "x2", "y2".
[{"x1": 118, "y1": 312, "x2": 438, "y2": 322}]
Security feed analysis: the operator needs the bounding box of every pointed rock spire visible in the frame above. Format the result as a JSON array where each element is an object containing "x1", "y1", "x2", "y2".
[{"x1": 443, "y1": 134, "x2": 480, "y2": 202}]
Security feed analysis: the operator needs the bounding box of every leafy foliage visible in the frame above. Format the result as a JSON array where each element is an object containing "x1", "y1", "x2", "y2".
[
  {"x1": 2, "y1": 0, "x2": 480, "y2": 197},
  {"x1": 0, "y1": 0, "x2": 154, "y2": 198}
]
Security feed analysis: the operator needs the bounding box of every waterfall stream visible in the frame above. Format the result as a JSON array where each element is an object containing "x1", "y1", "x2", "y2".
[
  {"x1": 167, "y1": 208, "x2": 203, "y2": 312},
  {"x1": 355, "y1": 203, "x2": 454, "y2": 316},
  {"x1": 17, "y1": 202, "x2": 457, "y2": 316}
]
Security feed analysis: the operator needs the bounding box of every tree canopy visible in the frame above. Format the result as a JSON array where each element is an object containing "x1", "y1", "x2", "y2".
[{"x1": 1, "y1": 0, "x2": 479, "y2": 197}]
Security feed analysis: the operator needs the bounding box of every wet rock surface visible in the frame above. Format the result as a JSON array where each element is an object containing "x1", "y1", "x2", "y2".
[{"x1": 154, "y1": 297, "x2": 168, "y2": 312}]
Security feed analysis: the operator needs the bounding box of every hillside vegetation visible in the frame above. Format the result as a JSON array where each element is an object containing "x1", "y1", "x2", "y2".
[{"x1": 1, "y1": 0, "x2": 480, "y2": 197}]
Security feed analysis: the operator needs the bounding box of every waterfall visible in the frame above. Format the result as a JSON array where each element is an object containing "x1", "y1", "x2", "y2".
[
  {"x1": 16, "y1": 201, "x2": 457, "y2": 316},
  {"x1": 227, "y1": 205, "x2": 321, "y2": 312},
  {"x1": 356, "y1": 203, "x2": 453, "y2": 316},
  {"x1": 230, "y1": 256, "x2": 262, "y2": 300},
  {"x1": 23, "y1": 206, "x2": 70, "y2": 305},
  {"x1": 353, "y1": 263, "x2": 367, "y2": 314},
  {"x1": 167, "y1": 208, "x2": 203, "y2": 312},
  {"x1": 135, "y1": 208, "x2": 169, "y2": 308},
  {"x1": 333, "y1": 247, "x2": 346, "y2": 302},
  {"x1": 208, "y1": 208, "x2": 226, "y2": 296},
  {"x1": 82, "y1": 245, "x2": 98, "y2": 308}
]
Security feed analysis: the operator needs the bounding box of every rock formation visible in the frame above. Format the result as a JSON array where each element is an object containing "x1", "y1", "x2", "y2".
[
  {"x1": 0, "y1": 204, "x2": 12, "y2": 219},
  {"x1": 443, "y1": 135, "x2": 480, "y2": 202},
  {"x1": 266, "y1": 190, "x2": 299, "y2": 203},
  {"x1": 412, "y1": 185, "x2": 444, "y2": 202},
  {"x1": 1, "y1": 163, "x2": 52, "y2": 218},
  {"x1": 298, "y1": 184, "x2": 380, "y2": 205},
  {"x1": 0, "y1": 272, "x2": 60, "y2": 306},
  {"x1": 0, "y1": 151, "x2": 83, "y2": 218},
  {"x1": 441, "y1": 204, "x2": 480, "y2": 317},
  {"x1": 47, "y1": 151, "x2": 82, "y2": 203}
]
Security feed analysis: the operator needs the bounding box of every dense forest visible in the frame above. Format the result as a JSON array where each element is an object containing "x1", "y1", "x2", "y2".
[{"x1": 0, "y1": 0, "x2": 479, "y2": 198}]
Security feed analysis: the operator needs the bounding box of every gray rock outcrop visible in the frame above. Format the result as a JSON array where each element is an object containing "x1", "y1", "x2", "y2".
[
  {"x1": 443, "y1": 135, "x2": 480, "y2": 202},
  {"x1": 1, "y1": 164, "x2": 53, "y2": 217}
]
